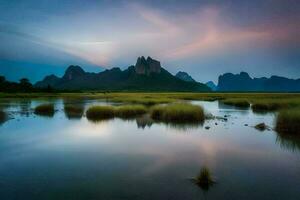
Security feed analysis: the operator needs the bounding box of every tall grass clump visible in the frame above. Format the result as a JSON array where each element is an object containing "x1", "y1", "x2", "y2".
[
  {"x1": 34, "y1": 104, "x2": 54, "y2": 117},
  {"x1": 250, "y1": 98, "x2": 300, "y2": 113},
  {"x1": 86, "y1": 105, "x2": 115, "y2": 122},
  {"x1": 276, "y1": 109, "x2": 300, "y2": 135},
  {"x1": 251, "y1": 102, "x2": 280, "y2": 113},
  {"x1": 64, "y1": 104, "x2": 84, "y2": 119},
  {"x1": 193, "y1": 167, "x2": 215, "y2": 191},
  {"x1": 221, "y1": 99, "x2": 250, "y2": 108},
  {"x1": 150, "y1": 103, "x2": 204, "y2": 123},
  {"x1": 115, "y1": 105, "x2": 147, "y2": 119}
]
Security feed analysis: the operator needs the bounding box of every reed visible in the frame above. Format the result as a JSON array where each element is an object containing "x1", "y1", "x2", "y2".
[
  {"x1": 115, "y1": 105, "x2": 147, "y2": 119},
  {"x1": 150, "y1": 103, "x2": 205, "y2": 123},
  {"x1": 86, "y1": 105, "x2": 115, "y2": 122},
  {"x1": 34, "y1": 104, "x2": 54, "y2": 117},
  {"x1": 276, "y1": 109, "x2": 300, "y2": 135}
]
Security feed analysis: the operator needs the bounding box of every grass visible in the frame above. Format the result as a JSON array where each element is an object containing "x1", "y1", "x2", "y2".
[
  {"x1": 64, "y1": 104, "x2": 84, "y2": 119},
  {"x1": 251, "y1": 102, "x2": 281, "y2": 112},
  {"x1": 276, "y1": 109, "x2": 300, "y2": 135},
  {"x1": 221, "y1": 99, "x2": 250, "y2": 108},
  {"x1": 251, "y1": 99, "x2": 300, "y2": 113},
  {"x1": 1, "y1": 92, "x2": 300, "y2": 108},
  {"x1": 86, "y1": 105, "x2": 115, "y2": 122},
  {"x1": 150, "y1": 103, "x2": 205, "y2": 123},
  {"x1": 34, "y1": 104, "x2": 54, "y2": 117},
  {"x1": 193, "y1": 167, "x2": 215, "y2": 191},
  {"x1": 115, "y1": 105, "x2": 147, "y2": 119}
]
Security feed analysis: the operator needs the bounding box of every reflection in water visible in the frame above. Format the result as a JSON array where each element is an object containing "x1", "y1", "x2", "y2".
[
  {"x1": 63, "y1": 100, "x2": 85, "y2": 119},
  {"x1": 165, "y1": 122, "x2": 203, "y2": 131},
  {"x1": 276, "y1": 133, "x2": 300, "y2": 152},
  {"x1": 1, "y1": 98, "x2": 300, "y2": 200},
  {"x1": 87, "y1": 116, "x2": 114, "y2": 124},
  {"x1": 0, "y1": 110, "x2": 7, "y2": 125},
  {"x1": 135, "y1": 114, "x2": 203, "y2": 130},
  {"x1": 192, "y1": 166, "x2": 216, "y2": 192},
  {"x1": 217, "y1": 101, "x2": 250, "y2": 117},
  {"x1": 19, "y1": 100, "x2": 31, "y2": 117},
  {"x1": 136, "y1": 114, "x2": 153, "y2": 129}
]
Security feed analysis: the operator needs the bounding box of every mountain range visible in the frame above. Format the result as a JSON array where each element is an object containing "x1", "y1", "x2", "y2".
[
  {"x1": 35, "y1": 56, "x2": 211, "y2": 92},
  {"x1": 217, "y1": 72, "x2": 300, "y2": 92},
  {"x1": 34, "y1": 57, "x2": 300, "y2": 92}
]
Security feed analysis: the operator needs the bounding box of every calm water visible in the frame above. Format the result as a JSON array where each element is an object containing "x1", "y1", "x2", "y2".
[{"x1": 0, "y1": 99, "x2": 300, "y2": 200}]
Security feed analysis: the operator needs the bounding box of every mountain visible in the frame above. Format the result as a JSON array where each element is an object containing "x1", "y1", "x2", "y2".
[
  {"x1": 218, "y1": 72, "x2": 300, "y2": 92},
  {"x1": 35, "y1": 56, "x2": 211, "y2": 92},
  {"x1": 205, "y1": 81, "x2": 217, "y2": 91},
  {"x1": 0, "y1": 60, "x2": 103, "y2": 83},
  {"x1": 175, "y1": 71, "x2": 196, "y2": 82}
]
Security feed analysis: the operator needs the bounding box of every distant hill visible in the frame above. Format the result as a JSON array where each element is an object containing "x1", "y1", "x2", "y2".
[
  {"x1": 218, "y1": 72, "x2": 300, "y2": 92},
  {"x1": 0, "y1": 60, "x2": 103, "y2": 83},
  {"x1": 205, "y1": 81, "x2": 217, "y2": 91},
  {"x1": 35, "y1": 56, "x2": 211, "y2": 92},
  {"x1": 175, "y1": 71, "x2": 196, "y2": 82}
]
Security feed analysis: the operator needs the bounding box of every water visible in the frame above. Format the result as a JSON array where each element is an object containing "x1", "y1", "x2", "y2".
[{"x1": 0, "y1": 99, "x2": 299, "y2": 200}]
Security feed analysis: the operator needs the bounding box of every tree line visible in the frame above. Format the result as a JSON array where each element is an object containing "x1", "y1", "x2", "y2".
[{"x1": 0, "y1": 76, "x2": 55, "y2": 93}]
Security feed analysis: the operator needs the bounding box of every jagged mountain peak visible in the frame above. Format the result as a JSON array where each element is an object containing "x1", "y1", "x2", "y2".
[
  {"x1": 135, "y1": 56, "x2": 161, "y2": 75},
  {"x1": 63, "y1": 65, "x2": 85, "y2": 81},
  {"x1": 175, "y1": 71, "x2": 195, "y2": 82}
]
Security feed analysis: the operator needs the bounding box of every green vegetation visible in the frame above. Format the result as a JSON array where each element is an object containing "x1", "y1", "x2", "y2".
[
  {"x1": 1, "y1": 92, "x2": 300, "y2": 108},
  {"x1": 34, "y1": 104, "x2": 55, "y2": 117},
  {"x1": 150, "y1": 103, "x2": 205, "y2": 123},
  {"x1": 86, "y1": 106, "x2": 115, "y2": 122},
  {"x1": 276, "y1": 109, "x2": 300, "y2": 135},
  {"x1": 193, "y1": 167, "x2": 215, "y2": 191},
  {"x1": 251, "y1": 102, "x2": 280, "y2": 112},
  {"x1": 251, "y1": 98, "x2": 300, "y2": 113},
  {"x1": 115, "y1": 105, "x2": 147, "y2": 119},
  {"x1": 64, "y1": 104, "x2": 84, "y2": 119},
  {"x1": 222, "y1": 99, "x2": 250, "y2": 108}
]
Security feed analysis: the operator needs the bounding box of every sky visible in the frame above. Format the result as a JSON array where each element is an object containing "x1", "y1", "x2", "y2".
[{"x1": 0, "y1": 0, "x2": 299, "y2": 83}]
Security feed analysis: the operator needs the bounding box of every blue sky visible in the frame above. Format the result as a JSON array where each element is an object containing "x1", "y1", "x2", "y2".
[{"x1": 0, "y1": 0, "x2": 299, "y2": 83}]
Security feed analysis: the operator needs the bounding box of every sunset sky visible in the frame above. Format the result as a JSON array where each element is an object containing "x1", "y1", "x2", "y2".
[{"x1": 0, "y1": 0, "x2": 299, "y2": 83}]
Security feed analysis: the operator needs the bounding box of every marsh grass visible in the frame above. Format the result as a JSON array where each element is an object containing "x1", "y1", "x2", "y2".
[
  {"x1": 115, "y1": 105, "x2": 147, "y2": 119},
  {"x1": 251, "y1": 98, "x2": 300, "y2": 113},
  {"x1": 64, "y1": 104, "x2": 84, "y2": 119},
  {"x1": 193, "y1": 167, "x2": 216, "y2": 191},
  {"x1": 150, "y1": 103, "x2": 205, "y2": 124},
  {"x1": 34, "y1": 104, "x2": 54, "y2": 117},
  {"x1": 222, "y1": 99, "x2": 250, "y2": 108},
  {"x1": 251, "y1": 102, "x2": 280, "y2": 112},
  {"x1": 86, "y1": 105, "x2": 115, "y2": 122},
  {"x1": 109, "y1": 96, "x2": 174, "y2": 105},
  {"x1": 276, "y1": 109, "x2": 300, "y2": 135}
]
